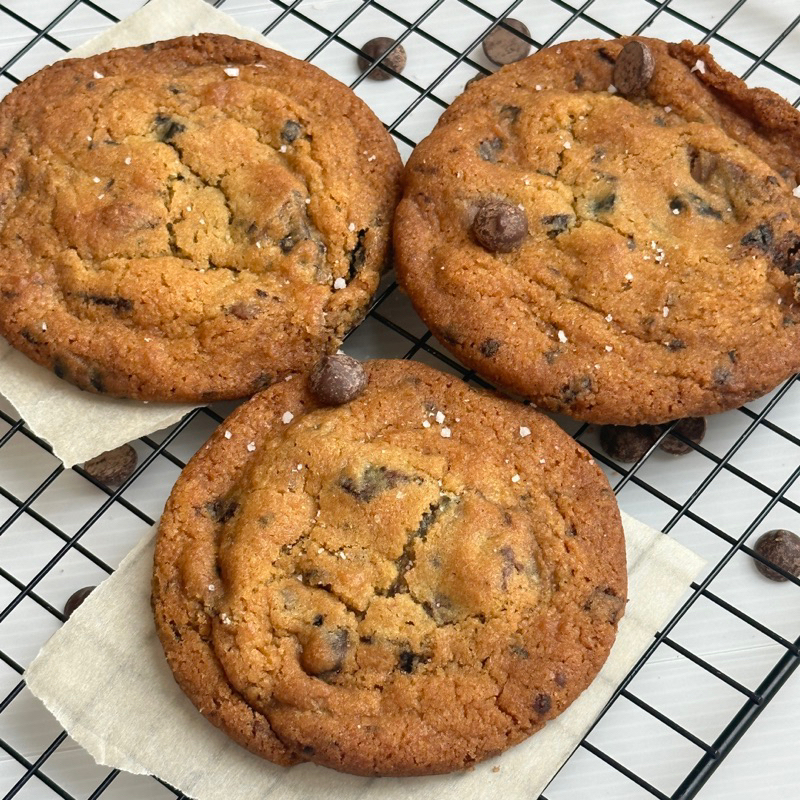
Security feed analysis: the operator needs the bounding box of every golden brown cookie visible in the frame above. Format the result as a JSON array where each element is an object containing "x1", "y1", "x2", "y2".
[
  {"x1": 0, "y1": 34, "x2": 401, "y2": 401},
  {"x1": 152, "y1": 359, "x2": 626, "y2": 776},
  {"x1": 394, "y1": 37, "x2": 800, "y2": 424}
]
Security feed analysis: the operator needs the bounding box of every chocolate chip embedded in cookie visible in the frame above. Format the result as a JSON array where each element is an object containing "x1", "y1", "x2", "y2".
[
  {"x1": 0, "y1": 34, "x2": 401, "y2": 401},
  {"x1": 394, "y1": 37, "x2": 800, "y2": 424},
  {"x1": 153, "y1": 359, "x2": 626, "y2": 776}
]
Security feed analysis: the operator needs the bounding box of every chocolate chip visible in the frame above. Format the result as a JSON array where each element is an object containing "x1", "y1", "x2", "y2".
[
  {"x1": 312, "y1": 614, "x2": 324, "y2": 627},
  {"x1": 90, "y1": 371, "x2": 105, "y2": 393},
  {"x1": 281, "y1": 120, "x2": 302, "y2": 143},
  {"x1": 82, "y1": 444, "x2": 138, "y2": 487},
  {"x1": 691, "y1": 196, "x2": 722, "y2": 219},
  {"x1": 612, "y1": 41, "x2": 655, "y2": 95},
  {"x1": 772, "y1": 232, "x2": 800, "y2": 276},
  {"x1": 398, "y1": 649, "x2": 426, "y2": 673},
  {"x1": 472, "y1": 199, "x2": 528, "y2": 253},
  {"x1": 533, "y1": 693, "x2": 552, "y2": 714},
  {"x1": 300, "y1": 628, "x2": 349, "y2": 675},
  {"x1": 560, "y1": 375, "x2": 594, "y2": 403},
  {"x1": 340, "y1": 465, "x2": 409, "y2": 503},
  {"x1": 753, "y1": 529, "x2": 800, "y2": 581},
  {"x1": 53, "y1": 359, "x2": 68, "y2": 379},
  {"x1": 666, "y1": 339, "x2": 686, "y2": 351},
  {"x1": 689, "y1": 148, "x2": 718, "y2": 184},
  {"x1": 478, "y1": 137, "x2": 503, "y2": 162},
  {"x1": 63, "y1": 586, "x2": 95, "y2": 620},
  {"x1": 82, "y1": 295, "x2": 133, "y2": 313},
  {"x1": 659, "y1": 417, "x2": 706, "y2": 456},
  {"x1": 741, "y1": 223, "x2": 773, "y2": 251},
  {"x1": 541, "y1": 213, "x2": 572, "y2": 237},
  {"x1": 511, "y1": 645, "x2": 530, "y2": 659},
  {"x1": 482, "y1": 18, "x2": 531, "y2": 66},
  {"x1": 480, "y1": 338, "x2": 502, "y2": 357},
  {"x1": 465, "y1": 73, "x2": 487, "y2": 90},
  {"x1": 712, "y1": 366, "x2": 732, "y2": 386},
  {"x1": 154, "y1": 114, "x2": 186, "y2": 142},
  {"x1": 309, "y1": 354, "x2": 367, "y2": 406},
  {"x1": 357, "y1": 37, "x2": 407, "y2": 81},
  {"x1": 228, "y1": 301, "x2": 260, "y2": 320},
  {"x1": 302, "y1": 745, "x2": 315, "y2": 756},
  {"x1": 583, "y1": 586, "x2": 625, "y2": 624},
  {"x1": 554, "y1": 671, "x2": 567, "y2": 688},
  {"x1": 599, "y1": 425, "x2": 659, "y2": 463},
  {"x1": 574, "y1": 72, "x2": 585, "y2": 88},
  {"x1": 669, "y1": 197, "x2": 686, "y2": 214},
  {"x1": 208, "y1": 498, "x2": 238, "y2": 523},
  {"x1": 592, "y1": 193, "x2": 616, "y2": 214}
]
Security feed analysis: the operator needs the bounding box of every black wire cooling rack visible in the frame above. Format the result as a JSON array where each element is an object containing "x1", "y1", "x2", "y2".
[{"x1": 1, "y1": 1, "x2": 799, "y2": 798}]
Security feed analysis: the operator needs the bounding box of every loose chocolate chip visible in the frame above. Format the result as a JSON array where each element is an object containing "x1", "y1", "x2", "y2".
[
  {"x1": 600, "y1": 425, "x2": 659, "y2": 463},
  {"x1": 753, "y1": 530, "x2": 800, "y2": 581},
  {"x1": 309, "y1": 354, "x2": 367, "y2": 406},
  {"x1": 357, "y1": 37, "x2": 407, "y2": 81},
  {"x1": 583, "y1": 586, "x2": 625, "y2": 624},
  {"x1": 612, "y1": 41, "x2": 655, "y2": 95},
  {"x1": 281, "y1": 120, "x2": 302, "y2": 143},
  {"x1": 533, "y1": 693, "x2": 552, "y2": 714},
  {"x1": 480, "y1": 338, "x2": 502, "y2": 357},
  {"x1": 659, "y1": 417, "x2": 706, "y2": 455},
  {"x1": 541, "y1": 213, "x2": 572, "y2": 237},
  {"x1": 478, "y1": 136, "x2": 504, "y2": 162},
  {"x1": 472, "y1": 199, "x2": 528, "y2": 253},
  {"x1": 689, "y1": 148, "x2": 718, "y2": 184},
  {"x1": 482, "y1": 18, "x2": 531, "y2": 66},
  {"x1": 301, "y1": 628, "x2": 349, "y2": 675},
  {"x1": 741, "y1": 223, "x2": 773, "y2": 251},
  {"x1": 63, "y1": 586, "x2": 95, "y2": 620},
  {"x1": 82, "y1": 444, "x2": 138, "y2": 487}
]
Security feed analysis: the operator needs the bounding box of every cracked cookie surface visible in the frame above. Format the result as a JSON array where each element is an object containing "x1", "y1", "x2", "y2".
[
  {"x1": 0, "y1": 34, "x2": 401, "y2": 401},
  {"x1": 152, "y1": 359, "x2": 626, "y2": 776},
  {"x1": 395, "y1": 37, "x2": 800, "y2": 424}
]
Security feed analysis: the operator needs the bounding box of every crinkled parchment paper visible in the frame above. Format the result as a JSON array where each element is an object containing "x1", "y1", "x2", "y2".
[
  {"x1": 0, "y1": 0, "x2": 290, "y2": 467},
  {"x1": 26, "y1": 512, "x2": 704, "y2": 800}
]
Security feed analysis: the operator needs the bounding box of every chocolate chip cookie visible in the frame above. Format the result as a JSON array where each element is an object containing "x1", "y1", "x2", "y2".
[
  {"x1": 153, "y1": 359, "x2": 626, "y2": 775},
  {"x1": 0, "y1": 34, "x2": 401, "y2": 401},
  {"x1": 395, "y1": 37, "x2": 800, "y2": 424}
]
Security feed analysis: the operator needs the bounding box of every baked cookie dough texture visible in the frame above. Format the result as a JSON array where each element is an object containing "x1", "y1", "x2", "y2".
[
  {"x1": 153, "y1": 360, "x2": 627, "y2": 776},
  {"x1": 0, "y1": 35, "x2": 401, "y2": 401},
  {"x1": 396, "y1": 38, "x2": 800, "y2": 424}
]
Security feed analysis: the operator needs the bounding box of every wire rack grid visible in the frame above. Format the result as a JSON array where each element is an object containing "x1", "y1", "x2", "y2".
[{"x1": 0, "y1": 0, "x2": 799, "y2": 798}]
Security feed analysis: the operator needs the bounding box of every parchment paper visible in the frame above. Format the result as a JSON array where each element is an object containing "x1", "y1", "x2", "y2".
[
  {"x1": 0, "y1": 0, "x2": 290, "y2": 468},
  {"x1": 26, "y1": 512, "x2": 705, "y2": 800}
]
